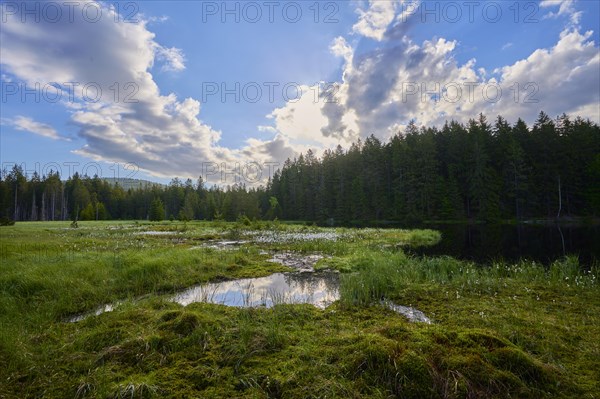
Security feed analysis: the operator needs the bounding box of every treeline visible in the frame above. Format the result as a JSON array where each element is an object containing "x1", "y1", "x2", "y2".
[
  {"x1": 0, "y1": 171, "x2": 270, "y2": 223},
  {"x1": 1, "y1": 112, "x2": 599, "y2": 224},
  {"x1": 269, "y1": 112, "x2": 600, "y2": 222}
]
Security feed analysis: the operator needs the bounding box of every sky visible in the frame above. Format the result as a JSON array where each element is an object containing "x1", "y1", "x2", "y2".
[{"x1": 1, "y1": 0, "x2": 599, "y2": 185}]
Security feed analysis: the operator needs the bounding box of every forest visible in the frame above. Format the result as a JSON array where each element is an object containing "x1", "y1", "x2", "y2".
[{"x1": 2, "y1": 112, "x2": 599, "y2": 224}]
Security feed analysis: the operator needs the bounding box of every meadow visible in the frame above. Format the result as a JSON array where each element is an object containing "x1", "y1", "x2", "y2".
[{"x1": 0, "y1": 221, "x2": 598, "y2": 398}]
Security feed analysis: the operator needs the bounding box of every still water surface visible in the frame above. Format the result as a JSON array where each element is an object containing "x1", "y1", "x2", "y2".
[
  {"x1": 409, "y1": 224, "x2": 600, "y2": 266},
  {"x1": 173, "y1": 271, "x2": 339, "y2": 308}
]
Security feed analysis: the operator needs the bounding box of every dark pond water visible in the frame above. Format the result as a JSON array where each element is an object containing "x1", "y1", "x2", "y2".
[{"x1": 408, "y1": 223, "x2": 600, "y2": 266}]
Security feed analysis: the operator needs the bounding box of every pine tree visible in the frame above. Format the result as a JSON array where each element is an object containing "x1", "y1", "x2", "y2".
[{"x1": 149, "y1": 198, "x2": 165, "y2": 221}]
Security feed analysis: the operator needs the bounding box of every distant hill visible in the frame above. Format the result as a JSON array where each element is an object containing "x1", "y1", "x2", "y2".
[{"x1": 101, "y1": 177, "x2": 164, "y2": 190}]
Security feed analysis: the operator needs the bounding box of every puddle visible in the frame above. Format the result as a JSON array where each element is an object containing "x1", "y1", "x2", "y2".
[
  {"x1": 267, "y1": 251, "x2": 325, "y2": 272},
  {"x1": 248, "y1": 231, "x2": 341, "y2": 243},
  {"x1": 135, "y1": 231, "x2": 178, "y2": 236},
  {"x1": 191, "y1": 230, "x2": 342, "y2": 249},
  {"x1": 172, "y1": 272, "x2": 340, "y2": 308},
  {"x1": 67, "y1": 280, "x2": 432, "y2": 324},
  {"x1": 67, "y1": 249, "x2": 431, "y2": 324},
  {"x1": 197, "y1": 231, "x2": 341, "y2": 248},
  {"x1": 106, "y1": 225, "x2": 143, "y2": 230},
  {"x1": 68, "y1": 303, "x2": 119, "y2": 322},
  {"x1": 194, "y1": 240, "x2": 249, "y2": 250},
  {"x1": 384, "y1": 301, "x2": 432, "y2": 324}
]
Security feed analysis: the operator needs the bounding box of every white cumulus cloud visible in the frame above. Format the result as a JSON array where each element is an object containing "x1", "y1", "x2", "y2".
[
  {"x1": 540, "y1": 0, "x2": 582, "y2": 25},
  {"x1": 352, "y1": 0, "x2": 401, "y2": 41},
  {"x1": 3, "y1": 116, "x2": 67, "y2": 141}
]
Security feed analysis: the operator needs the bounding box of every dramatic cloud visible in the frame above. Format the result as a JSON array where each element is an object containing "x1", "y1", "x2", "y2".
[
  {"x1": 493, "y1": 29, "x2": 599, "y2": 123},
  {"x1": 0, "y1": 1, "x2": 294, "y2": 184},
  {"x1": 266, "y1": 82, "x2": 359, "y2": 150},
  {"x1": 268, "y1": 84, "x2": 330, "y2": 144},
  {"x1": 306, "y1": 3, "x2": 599, "y2": 140},
  {"x1": 2, "y1": 0, "x2": 597, "y2": 184}
]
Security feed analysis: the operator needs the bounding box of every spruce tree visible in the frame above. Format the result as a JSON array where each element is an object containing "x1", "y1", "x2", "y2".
[{"x1": 149, "y1": 198, "x2": 165, "y2": 221}]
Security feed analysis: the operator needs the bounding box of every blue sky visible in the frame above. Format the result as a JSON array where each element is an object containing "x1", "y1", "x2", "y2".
[{"x1": 1, "y1": 0, "x2": 599, "y2": 184}]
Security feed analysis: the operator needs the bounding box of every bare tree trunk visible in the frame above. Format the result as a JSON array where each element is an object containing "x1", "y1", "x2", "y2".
[
  {"x1": 61, "y1": 186, "x2": 67, "y2": 220},
  {"x1": 466, "y1": 198, "x2": 471, "y2": 219},
  {"x1": 31, "y1": 191, "x2": 37, "y2": 221},
  {"x1": 51, "y1": 191, "x2": 56, "y2": 221},
  {"x1": 513, "y1": 164, "x2": 520, "y2": 220},
  {"x1": 13, "y1": 183, "x2": 18, "y2": 221},
  {"x1": 41, "y1": 191, "x2": 46, "y2": 221},
  {"x1": 557, "y1": 175, "x2": 562, "y2": 219}
]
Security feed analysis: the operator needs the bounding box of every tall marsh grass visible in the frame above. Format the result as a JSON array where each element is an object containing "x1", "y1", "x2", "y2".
[{"x1": 340, "y1": 252, "x2": 599, "y2": 306}]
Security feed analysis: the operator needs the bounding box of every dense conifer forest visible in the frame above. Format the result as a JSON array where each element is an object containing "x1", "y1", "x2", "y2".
[{"x1": 2, "y1": 112, "x2": 599, "y2": 223}]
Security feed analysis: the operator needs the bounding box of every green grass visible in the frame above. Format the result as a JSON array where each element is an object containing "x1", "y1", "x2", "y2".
[
  {"x1": 4, "y1": 302, "x2": 576, "y2": 398},
  {"x1": 337, "y1": 252, "x2": 598, "y2": 306},
  {"x1": 0, "y1": 221, "x2": 598, "y2": 398}
]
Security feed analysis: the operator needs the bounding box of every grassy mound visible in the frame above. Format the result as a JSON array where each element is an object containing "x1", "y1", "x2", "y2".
[{"x1": 5, "y1": 303, "x2": 571, "y2": 398}]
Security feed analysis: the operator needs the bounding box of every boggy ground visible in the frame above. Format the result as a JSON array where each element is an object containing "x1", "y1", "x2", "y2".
[{"x1": 0, "y1": 220, "x2": 598, "y2": 398}]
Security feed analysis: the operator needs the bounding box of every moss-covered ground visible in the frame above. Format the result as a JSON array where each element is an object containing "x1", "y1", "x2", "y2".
[{"x1": 0, "y1": 221, "x2": 598, "y2": 398}]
